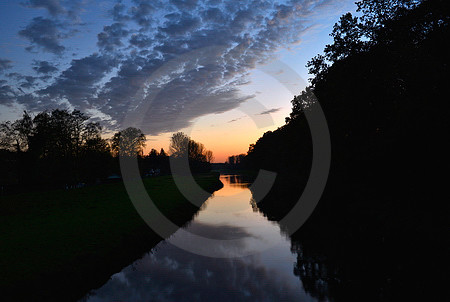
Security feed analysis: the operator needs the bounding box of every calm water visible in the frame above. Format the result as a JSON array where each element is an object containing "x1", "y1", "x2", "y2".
[{"x1": 82, "y1": 175, "x2": 319, "y2": 301}]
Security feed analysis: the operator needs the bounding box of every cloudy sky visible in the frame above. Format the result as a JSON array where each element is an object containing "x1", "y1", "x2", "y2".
[{"x1": 0, "y1": 0, "x2": 356, "y2": 162}]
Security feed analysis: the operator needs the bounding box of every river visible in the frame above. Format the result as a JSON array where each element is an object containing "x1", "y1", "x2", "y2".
[{"x1": 81, "y1": 174, "x2": 319, "y2": 301}]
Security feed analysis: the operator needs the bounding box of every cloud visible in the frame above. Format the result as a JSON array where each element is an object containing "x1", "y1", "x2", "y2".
[
  {"x1": 129, "y1": 33, "x2": 153, "y2": 48},
  {"x1": 23, "y1": 0, "x2": 85, "y2": 21},
  {"x1": 32, "y1": 60, "x2": 58, "y2": 74},
  {"x1": 20, "y1": 76, "x2": 38, "y2": 89},
  {"x1": 110, "y1": 1, "x2": 130, "y2": 22},
  {"x1": 170, "y1": 0, "x2": 199, "y2": 10},
  {"x1": 258, "y1": 108, "x2": 282, "y2": 115},
  {"x1": 64, "y1": 0, "x2": 85, "y2": 21},
  {"x1": 227, "y1": 116, "x2": 244, "y2": 123},
  {"x1": 97, "y1": 22, "x2": 129, "y2": 52},
  {"x1": 200, "y1": 7, "x2": 227, "y2": 23},
  {"x1": 160, "y1": 13, "x2": 201, "y2": 36},
  {"x1": 3, "y1": 72, "x2": 39, "y2": 90},
  {"x1": 0, "y1": 59, "x2": 13, "y2": 72},
  {"x1": 84, "y1": 225, "x2": 307, "y2": 301},
  {"x1": 89, "y1": 0, "x2": 324, "y2": 133},
  {"x1": 187, "y1": 222, "x2": 253, "y2": 240},
  {"x1": 0, "y1": 83, "x2": 16, "y2": 105},
  {"x1": 18, "y1": 17, "x2": 67, "y2": 54},
  {"x1": 38, "y1": 53, "x2": 119, "y2": 109},
  {"x1": 129, "y1": 0, "x2": 157, "y2": 29},
  {"x1": 5, "y1": 72, "x2": 22, "y2": 80},
  {"x1": 23, "y1": 0, "x2": 65, "y2": 16},
  {"x1": 8, "y1": 0, "x2": 338, "y2": 134}
]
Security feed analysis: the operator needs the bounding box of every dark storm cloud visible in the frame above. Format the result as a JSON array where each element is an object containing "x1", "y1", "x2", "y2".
[
  {"x1": 32, "y1": 60, "x2": 58, "y2": 74},
  {"x1": 23, "y1": 0, "x2": 65, "y2": 16},
  {"x1": 11, "y1": 0, "x2": 336, "y2": 134},
  {"x1": 0, "y1": 59, "x2": 13, "y2": 72},
  {"x1": 97, "y1": 23, "x2": 130, "y2": 52},
  {"x1": 19, "y1": 17, "x2": 67, "y2": 54},
  {"x1": 258, "y1": 108, "x2": 281, "y2": 115}
]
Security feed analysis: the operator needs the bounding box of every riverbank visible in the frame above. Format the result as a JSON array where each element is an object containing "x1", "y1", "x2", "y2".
[{"x1": 0, "y1": 172, "x2": 222, "y2": 301}]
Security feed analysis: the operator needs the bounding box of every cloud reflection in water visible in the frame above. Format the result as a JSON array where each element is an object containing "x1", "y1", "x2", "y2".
[{"x1": 83, "y1": 175, "x2": 315, "y2": 301}]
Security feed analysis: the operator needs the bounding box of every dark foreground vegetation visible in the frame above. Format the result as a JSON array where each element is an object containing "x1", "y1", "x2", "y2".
[
  {"x1": 244, "y1": 0, "x2": 448, "y2": 301},
  {"x1": 0, "y1": 173, "x2": 222, "y2": 301}
]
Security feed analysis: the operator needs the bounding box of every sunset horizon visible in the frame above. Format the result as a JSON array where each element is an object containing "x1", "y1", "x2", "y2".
[{"x1": 1, "y1": 0, "x2": 357, "y2": 163}]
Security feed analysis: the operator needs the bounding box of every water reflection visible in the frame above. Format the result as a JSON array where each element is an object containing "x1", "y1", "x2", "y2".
[
  {"x1": 82, "y1": 175, "x2": 317, "y2": 301},
  {"x1": 292, "y1": 241, "x2": 333, "y2": 302}
]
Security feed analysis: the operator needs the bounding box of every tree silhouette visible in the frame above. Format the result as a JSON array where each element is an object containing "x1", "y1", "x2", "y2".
[
  {"x1": 0, "y1": 109, "x2": 113, "y2": 188},
  {"x1": 0, "y1": 111, "x2": 33, "y2": 153},
  {"x1": 159, "y1": 148, "x2": 167, "y2": 157},
  {"x1": 111, "y1": 127, "x2": 146, "y2": 157},
  {"x1": 169, "y1": 132, "x2": 190, "y2": 158},
  {"x1": 169, "y1": 132, "x2": 213, "y2": 172},
  {"x1": 205, "y1": 150, "x2": 214, "y2": 163},
  {"x1": 148, "y1": 148, "x2": 159, "y2": 158}
]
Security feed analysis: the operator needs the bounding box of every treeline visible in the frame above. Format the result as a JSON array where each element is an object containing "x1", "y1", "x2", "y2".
[
  {"x1": 0, "y1": 110, "x2": 213, "y2": 193},
  {"x1": 224, "y1": 154, "x2": 246, "y2": 169},
  {"x1": 244, "y1": 0, "x2": 448, "y2": 300},
  {"x1": 168, "y1": 132, "x2": 214, "y2": 174},
  {"x1": 0, "y1": 110, "x2": 112, "y2": 190},
  {"x1": 247, "y1": 0, "x2": 448, "y2": 221}
]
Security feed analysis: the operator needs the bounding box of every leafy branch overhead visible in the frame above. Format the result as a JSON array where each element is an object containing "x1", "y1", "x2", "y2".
[{"x1": 306, "y1": 0, "x2": 437, "y2": 86}]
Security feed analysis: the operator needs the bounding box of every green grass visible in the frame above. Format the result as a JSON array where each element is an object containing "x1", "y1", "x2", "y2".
[{"x1": 0, "y1": 172, "x2": 222, "y2": 300}]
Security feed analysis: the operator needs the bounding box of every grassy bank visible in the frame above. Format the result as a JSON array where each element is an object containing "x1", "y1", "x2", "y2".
[{"x1": 0, "y1": 172, "x2": 222, "y2": 301}]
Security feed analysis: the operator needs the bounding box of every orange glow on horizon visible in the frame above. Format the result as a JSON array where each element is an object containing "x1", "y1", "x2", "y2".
[
  {"x1": 142, "y1": 106, "x2": 290, "y2": 163},
  {"x1": 134, "y1": 68, "x2": 298, "y2": 163}
]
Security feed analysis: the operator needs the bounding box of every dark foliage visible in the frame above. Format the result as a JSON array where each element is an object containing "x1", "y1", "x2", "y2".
[
  {"x1": 169, "y1": 132, "x2": 214, "y2": 173},
  {"x1": 246, "y1": 0, "x2": 448, "y2": 300},
  {"x1": 0, "y1": 109, "x2": 113, "y2": 192},
  {"x1": 140, "y1": 148, "x2": 170, "y2": 176},
  {"x1": 0, "y1": 112, "x2": 215, "y2": 193}
]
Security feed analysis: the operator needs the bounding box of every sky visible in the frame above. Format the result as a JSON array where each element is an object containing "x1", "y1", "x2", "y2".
[{"x1": 0, "y1": 0, "x2": 357, "y2": 162}]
